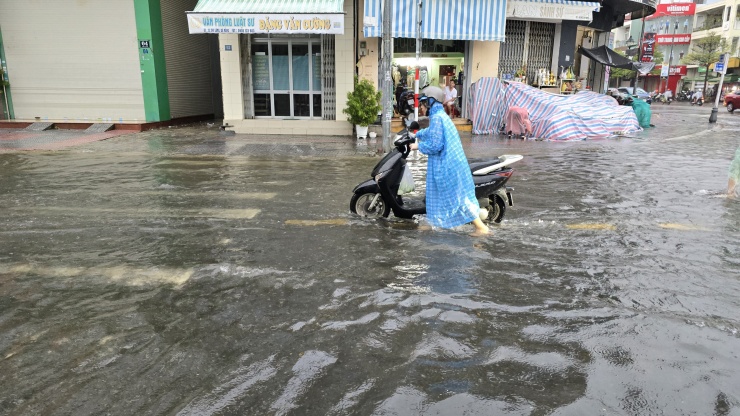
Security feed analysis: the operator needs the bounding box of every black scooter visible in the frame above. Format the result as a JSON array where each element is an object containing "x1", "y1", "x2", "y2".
[
  {"x1": 350, "y1": 120, "x2": 522, "y2": 223},
  {"x1": 691, "y1": 97, "x2": 704, "y2": 106}
]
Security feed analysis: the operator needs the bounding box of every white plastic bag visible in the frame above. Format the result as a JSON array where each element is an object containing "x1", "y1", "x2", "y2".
[{"x1": 398, "y1": 164, "x2": 415, "y2": 195}]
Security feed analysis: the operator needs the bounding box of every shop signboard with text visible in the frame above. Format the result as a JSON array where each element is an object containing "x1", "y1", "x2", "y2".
[
  {"x1": 655, "y1": 34, "x2": 691, "y2": 45},
  {"x1": 645, "y1": 3, "x2": 696, "y2": 19},
  {"x1": 655, "y1": 65, "x2": 687, "y2": 76},
  {"x1": 187, "y1": 13, "x2": 344, "y2": 34},
  {"x1": 506, "y1": 0, "x2": 599, "y2": 21}
]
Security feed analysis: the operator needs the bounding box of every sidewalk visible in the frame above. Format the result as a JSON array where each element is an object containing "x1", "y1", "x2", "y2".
[
  {"x1": 0, "y1": 128, "x2": 134, "y2": 152},
  {"x1": 1, "y1": 106, "x2": 738, "y2": 155}
]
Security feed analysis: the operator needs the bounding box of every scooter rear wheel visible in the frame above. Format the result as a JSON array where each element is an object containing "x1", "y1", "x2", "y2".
[
  {"x1": 350, "y1": 191, "x2": 391, "y2": 219},
  {"x1": 487, "y1": 196, "x2": 507, "y2": 223}
]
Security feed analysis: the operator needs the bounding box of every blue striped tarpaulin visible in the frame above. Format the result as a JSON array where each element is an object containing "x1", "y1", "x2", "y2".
[
  {"x1": 470, "y1": 78, "x2": 507, "y2": 135},
  {"x1": 363, "y1": 0, "x2": 506, "y2": 41},
  {"x1": 470, "y1": 78, "x2": 641, "y2": 140}
]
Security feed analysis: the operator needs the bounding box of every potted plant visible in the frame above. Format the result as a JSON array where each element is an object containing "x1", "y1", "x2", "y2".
[{"x1": 343, "y1": 77, "x2": 382, "y2": 139}]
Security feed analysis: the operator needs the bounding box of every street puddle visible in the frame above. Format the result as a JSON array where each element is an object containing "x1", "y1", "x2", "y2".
[
  {"x1": 658, "y1": 223, "x2": 709, "y2": 231},
  {"x1": 566, "y1": 223, "x2": 617, "y2": 231},
  {"x1": 0, "y1": 263, "x2": 194, "y2": 286},
  {"x1": 284, "y1": 219, "x2": 348, "y2": 226},
  {"x1": 16, "y1": 207, "x2": 260, "y2": 219}
]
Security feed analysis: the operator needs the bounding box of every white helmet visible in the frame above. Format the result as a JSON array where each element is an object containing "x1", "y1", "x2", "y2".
[{"x1": 419, "y1": 86, "x2": 444, "y2": 106}]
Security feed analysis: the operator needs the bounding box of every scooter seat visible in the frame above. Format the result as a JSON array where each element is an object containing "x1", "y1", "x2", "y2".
[{"x1": 469, "y1": 159, "x2": 502, "y2": 174}]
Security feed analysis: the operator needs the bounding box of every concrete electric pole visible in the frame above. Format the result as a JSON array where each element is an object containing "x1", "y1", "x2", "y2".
[{"x1": 380, "y1": 0, "x2": 393, "y2": 152}]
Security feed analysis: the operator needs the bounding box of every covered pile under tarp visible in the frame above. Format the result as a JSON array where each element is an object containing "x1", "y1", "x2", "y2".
[
  {"x1": 469, "y1": 77, "x2": 507, "y2": 135},
  {"x1": 470, "y1": 78, "x2": 642, "y2": 140}
]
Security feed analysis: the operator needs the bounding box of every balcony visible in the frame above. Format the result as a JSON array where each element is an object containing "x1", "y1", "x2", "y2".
[{"x1": 693, "y1": 18, "x2": 724, "y2": 32}]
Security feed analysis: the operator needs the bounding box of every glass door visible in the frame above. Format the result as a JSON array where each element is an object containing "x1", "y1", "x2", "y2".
[{"x1": 252, "y1": 38, "x2": 322, "y2": 118}]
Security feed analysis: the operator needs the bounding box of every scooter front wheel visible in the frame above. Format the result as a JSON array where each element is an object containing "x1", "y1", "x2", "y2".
[{"x1": 350, "y1": 191, "x2": 391, "y2": 219}]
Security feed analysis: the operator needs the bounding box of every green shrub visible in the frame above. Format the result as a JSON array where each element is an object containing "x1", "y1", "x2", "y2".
[{"x1": 343, "y1": 78, "x2": 382, "y2": 126}]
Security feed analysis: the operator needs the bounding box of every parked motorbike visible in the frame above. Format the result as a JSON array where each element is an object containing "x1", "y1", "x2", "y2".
[
  {"x1": 395, "y1": 82, "x2": 430, "y2": 119},
  {"x1": 350, "y1": 119, "x2": 522, "y2": 223},
  {"x1": 677, "y1": 90, "x2": 692, "y2": 102},
  {"x1": 395, "y1": 88, "x2": 415, "y2": 118}
]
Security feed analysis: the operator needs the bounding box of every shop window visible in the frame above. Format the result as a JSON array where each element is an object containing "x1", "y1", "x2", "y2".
[{"x1": 251, "y1": 38, "x2": 322, "y2": 118}]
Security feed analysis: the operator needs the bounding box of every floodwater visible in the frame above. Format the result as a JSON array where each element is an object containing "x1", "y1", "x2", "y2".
[{"x1": 1, "y1": 108, "x2": 740, "y2": 415}]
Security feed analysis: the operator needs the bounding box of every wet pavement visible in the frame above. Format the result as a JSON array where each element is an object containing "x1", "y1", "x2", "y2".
[{"x1": 1, "y1": 106, "x2": 740, "y2": 415}]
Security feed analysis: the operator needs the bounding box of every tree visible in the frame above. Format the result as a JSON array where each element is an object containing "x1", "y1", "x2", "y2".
[{"x1": 682, "y1": 34, "x2": 729, "y2": 96}]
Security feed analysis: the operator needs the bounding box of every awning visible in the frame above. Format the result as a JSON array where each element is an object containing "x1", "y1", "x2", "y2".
[
  {"x1": 187, "y1": 0, "x2": 345, "y2": 34},
  {"x1": 577, "y1": 45, "x2": 656, "y2": 75},
  {"x1": 363, "y1": 0, "x2": 506, "y2": 41},
  {"x1": 507, "y1": 0, "x2": 600, "y2": 22}
]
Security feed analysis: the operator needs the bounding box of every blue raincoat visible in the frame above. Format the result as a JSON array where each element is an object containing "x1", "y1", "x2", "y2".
[
  {"x1": 416, "y1": 103, "x2": 479, "y2": 228},
  {"x1": 730, "y1": 145, "x2": 740, "y2": 197}
]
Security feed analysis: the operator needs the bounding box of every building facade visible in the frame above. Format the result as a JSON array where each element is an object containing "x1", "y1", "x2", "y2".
[
  {"x1": 0, "y1": 0, "x2": 220, "y2": 124},
  {"x1": 1, "y1": 0, "x2": 657, "y2": 135},
  {"x1": 688, "y1": 0, "x2": 740, "y2": 94}
]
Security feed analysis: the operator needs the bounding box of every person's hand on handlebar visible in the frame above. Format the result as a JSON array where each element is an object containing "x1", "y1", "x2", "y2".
[{"x1": 407, "y1": 131, "x2": 418, "y2": 150}]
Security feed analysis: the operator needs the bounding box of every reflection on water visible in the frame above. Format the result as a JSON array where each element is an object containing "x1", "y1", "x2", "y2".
[{"x1": 1, "y1": 115, "x2": 740, "y2": 415}]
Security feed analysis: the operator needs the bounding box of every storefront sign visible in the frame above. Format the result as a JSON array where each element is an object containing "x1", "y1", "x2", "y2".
[
  {"x1": 506, "y1": 0, "x2": 598, "y2": 21},
  {"x1": 655, "y1": 34, "x2": 691, "y2": 45},
  {"x1": 655, "y1": 65, "x2": 687, "y2": 76},
  {"x1": 187, "y1": 13, "x2": 344, "y2": 34},
  {"x1": 645, "y1": 3, "x2": 695, "y2": 19}
]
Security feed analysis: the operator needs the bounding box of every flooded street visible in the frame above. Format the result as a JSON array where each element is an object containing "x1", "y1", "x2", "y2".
[{"x1": 1, "y1": 107, "x2": 740, "y2": 415}]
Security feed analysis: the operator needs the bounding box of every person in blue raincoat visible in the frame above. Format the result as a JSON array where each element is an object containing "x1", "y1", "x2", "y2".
[
  {"x1": 728, "y1": 145, "x2": 740, "y2": 198},
  {"x1": 409, "y1": 86, "x2": 489, "y2": 235}
]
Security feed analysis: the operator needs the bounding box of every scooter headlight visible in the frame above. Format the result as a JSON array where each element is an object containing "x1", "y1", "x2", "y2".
[{"x1": 374, "y1": 170, "x2": 388, "y2": 182}]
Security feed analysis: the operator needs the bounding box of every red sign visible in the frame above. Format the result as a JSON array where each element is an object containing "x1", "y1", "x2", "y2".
[
  {"x1": 646, "y1": 3, "x2": 696, "y2": 20},
  {"x1": 656, "y1": 65, "x2": 688, "y2": 76},
  {"x1": 641, "y1": 32, "x2": 656, "y2": 62},
  {"x1": 655, "y1": 34, "x2": 692, "y2": 45}
]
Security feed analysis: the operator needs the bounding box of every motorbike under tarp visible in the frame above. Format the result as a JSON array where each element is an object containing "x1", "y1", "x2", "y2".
[{"x1": 469, "y1": 78, "x2": 642, "y2": 140}]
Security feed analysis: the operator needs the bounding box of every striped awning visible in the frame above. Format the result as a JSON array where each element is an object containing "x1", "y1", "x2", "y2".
[
  {"x1": 187, "y1": 0, "x2": 345, "y2": 34},
  {"x1": 191, "y1": 0, "x2": 344, "y2": 14},
  {"x1": 363, "y1": 0, "x2": 507, "y2": 42}
]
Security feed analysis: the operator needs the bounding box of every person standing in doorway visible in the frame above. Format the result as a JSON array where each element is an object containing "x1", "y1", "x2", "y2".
[{"x1": 443, "y1": 80, "x2": 458, "y2": 118}]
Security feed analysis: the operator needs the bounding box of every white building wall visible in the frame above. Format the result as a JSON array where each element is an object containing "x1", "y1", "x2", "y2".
[
  {"x1": 0, "y1": 0, "x2": 145, "y2": 121},
  {"x1": 222, "y1": 0, "x2": 354, "y2": 135},
  {"x1": 219, "y1": 34, "x2": 244, "y2": 121}
]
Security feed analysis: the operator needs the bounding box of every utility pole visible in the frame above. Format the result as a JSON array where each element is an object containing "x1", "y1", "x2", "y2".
[
  {"x1": 710, "y1": 53, "x2": 728, "y2": 123},
  {"x1": 380, "y1": 0, "x2": 393, "y2": 153},
  {"x1": 414, "y1": 0, "x2": 422, "y2": 122},
  {"x1": 631, "y1": 7, "x2": 646, "y2": 91}
]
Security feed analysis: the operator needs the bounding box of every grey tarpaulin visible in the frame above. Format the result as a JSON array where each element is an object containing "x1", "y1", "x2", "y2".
[{"x1": 578, "y1": 45, "x2": 655, "y2": 75}]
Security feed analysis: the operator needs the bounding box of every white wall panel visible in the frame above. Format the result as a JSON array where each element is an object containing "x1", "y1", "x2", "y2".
[
  {"x1": 161, "y1": 0, "x2": 216, "y2": 118},
  {"x1": 0, "y1": 0, "x2": 145, "y2": 121}
]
